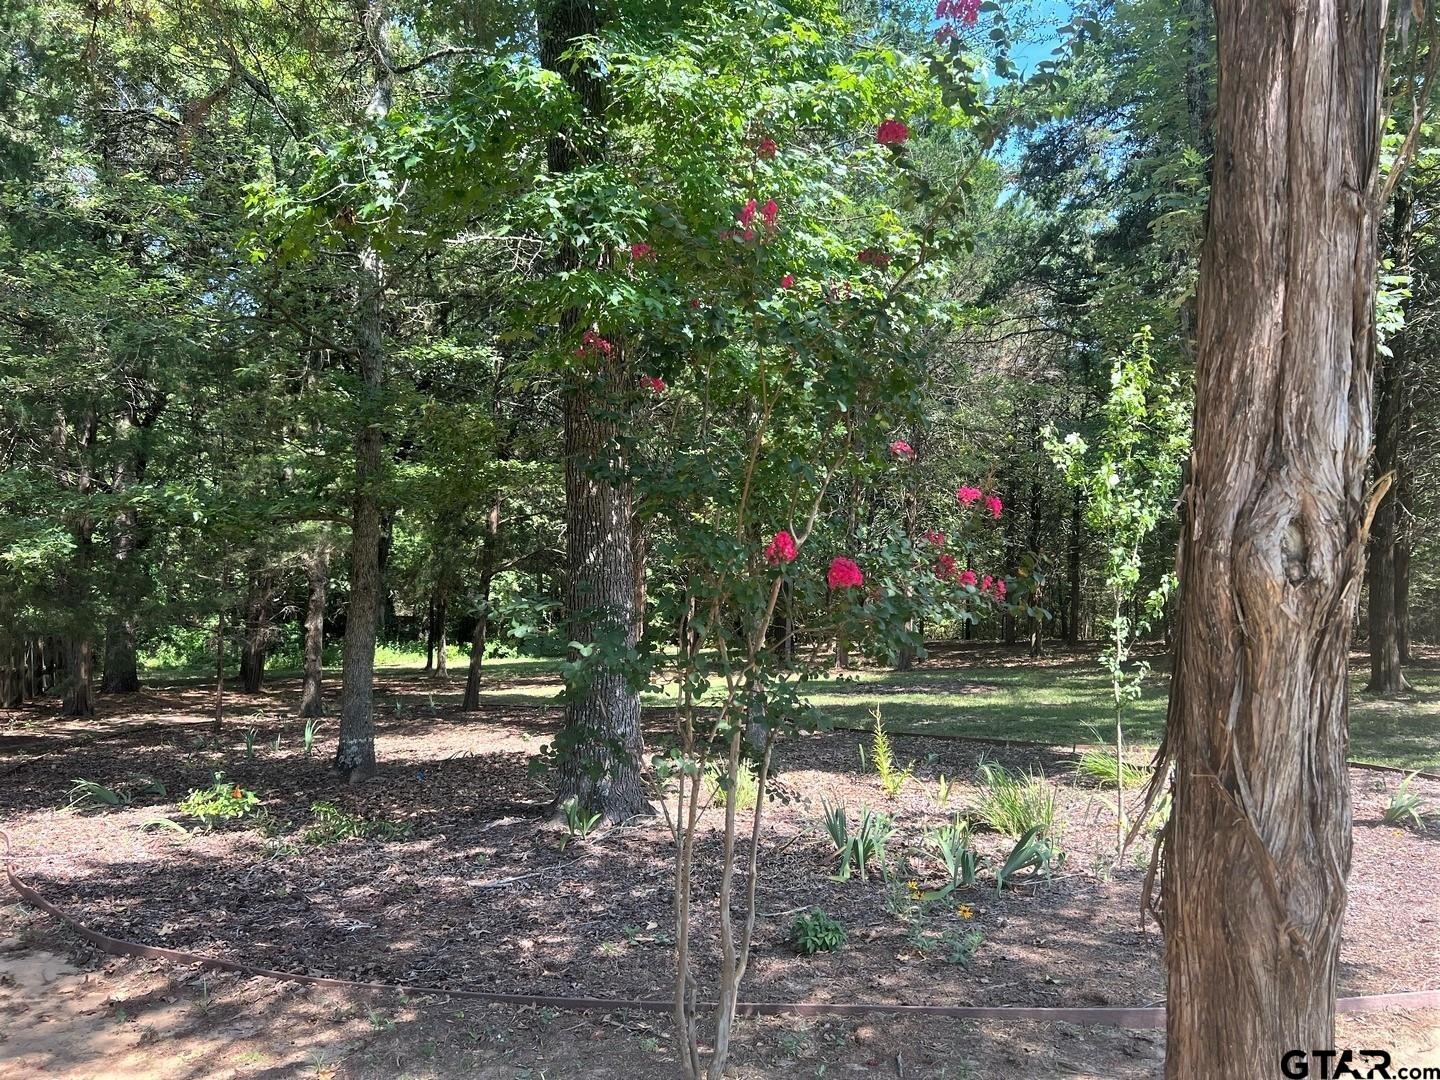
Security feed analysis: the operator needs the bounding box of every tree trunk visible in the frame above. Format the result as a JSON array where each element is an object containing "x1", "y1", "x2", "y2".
[
  {"x1": 239, "y1": 575, "x2": 272, "y2": 694},
  {"x1": 462, "y1": 495, "x2": 502, "y2": 713},
  {"x1": 461, "y1": 575, "x2": 492, "y2": 712},
  {"x1": 334, "y1": 0, "x2": 392, "y2": 783},
  {"x1": 540, "y1": 0, "x2": 648, "y2": 820},
  {"x1": 424, "y1": 595, "x2": 436, "y2": 671},
  {"x1": 101, "y1": 618, "x2": 140, "y2": 693},
  {"x1": 300, "y1": 546, "x2": 328, "y2": 718},
  {"x1": 552, "y1": 362, "x2": 648, "y2": 819},
  {"x1": 1, "y1": 640, "x2": 23, "y2": 708},
  {"x1": 1366, "y1": 191, "x2": 1412, "y2": 692},
  {"x1": 61, "y1": 637, "x2": 95, "y2": 717},
  {"x1": 1066, "y1": 490, "x2": 1083, "y2": 646},
  {"x1": 335, "y1": 243, "x2": 385, "y2": 783},
  {"x1": 434, "y1": 594, "x2": 448, "y2": 678},
  {"x1": 1158, "y1": 1, "x2": 1382, "y2": 1073}
]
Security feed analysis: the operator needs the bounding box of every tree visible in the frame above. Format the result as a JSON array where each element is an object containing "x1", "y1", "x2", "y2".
[{"x1": 1154, "y1": 0, "x2": 1385, "y2": 1071}]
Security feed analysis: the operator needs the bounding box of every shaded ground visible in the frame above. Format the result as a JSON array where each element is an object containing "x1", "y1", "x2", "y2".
[{"x1": 3, "y1": 657, "x2": 1440, "y2": 1077}]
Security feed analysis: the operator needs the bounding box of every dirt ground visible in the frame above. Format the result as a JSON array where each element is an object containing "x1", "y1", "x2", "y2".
[{"x1": 2, "y1": 664, "x2": 1439, "y2": 1078}]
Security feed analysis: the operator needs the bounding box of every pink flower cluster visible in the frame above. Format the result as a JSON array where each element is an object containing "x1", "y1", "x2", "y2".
[
  {"x1": 575, "y1": 329, "x2": 612, "y2": 358},
  {"x1": 640, "y1": 375, "x2": 666, "y2": 394},
  {"x1": 765, "y1": 530, "x2": 798, "y2": 565},
  {"x1": 757, "y1": 136, "x2": 778, "y2": 159},
  {"x1": 629, "y1": 242, "x2": 655, "y2": 262},
  {"x1": 827, "y1": 556, "x2": 865, "y2": 590},
  {"x1": 780, "y1": 273, "x2": 795, "y2": 289},
  {"x1": 890, "y1": 439, "x2": 915, "y2": 459},
  {"x1": 876, "y1": 119, "x2": 910, "y2": 146},
  {"x1": 933, "y1": 0, "x2": 979, "y2": 28},
  {"x1": 857, "y1": 247, "x2": 892, "y2": 269},
  {"x1": 922, "y1": 529, "x2": 946, "y2": 547},
  {"x1": 726, "y1": 197, "x2": 780, "y2": 243},
  {"x1": 956, "y1": 485, "x2": 1003, "y2": 519},
  {"x1": 981, "y1": 574, "x2": 1006, "y2": 600}
]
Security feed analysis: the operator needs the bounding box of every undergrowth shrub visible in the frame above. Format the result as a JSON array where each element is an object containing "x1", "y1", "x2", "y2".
[
  {"x1": 704, "y1": 759, "x2": 759, "y2": 810},
  {"x1": 178, "y1": 774, "x2": 260, "y2": 828},
  {"x1": 924, "y1": 816, "x2": 979, "y2": 896},
  {"x1": 1383, "y1": 774, "x2": 1433, "y2": 830},
  {"x1": 974, "y1": 759, "x2": 1057, "y2": 839},
  {"x1": 1075, "y1": 747, "x2": 1150, "y2": 789},
  {"x1": 821, "y1": 801, "x2": 891, "y2": 882},
  {"x1": 995, "y1": 825, "x2": 1064, "y2": 891},
  {"x1": 304, "y1": 801, "x2": 412, "y2": 844},
  {"x1": 790, "y1": 908, "x2": 846, "y2": 955},
  {"x1": 869, "y1": 711, "x2": 914, "y2": 798}
]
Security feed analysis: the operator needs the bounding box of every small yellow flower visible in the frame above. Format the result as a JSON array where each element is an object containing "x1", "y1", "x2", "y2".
[{"x1": 956, "y1": 904, "x2": 974, "y2": 920}]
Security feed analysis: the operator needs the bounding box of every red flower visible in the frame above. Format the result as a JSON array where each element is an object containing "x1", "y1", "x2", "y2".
[
  {"x1": 765, "y1": 530, "x2": 798, "y2": 565},
  {"x1": 780, "y1": 273, "x2": 795, "y2": 289},
  {"x1": 689, "y1": 298, "x2": 702, "y2": 309},
  {"x1": 827, "y1": 556, "x2": 865, "y2": 589},
  {"x1": 857, "y1": 247, "x2": 892, "y2": 268},
  {"x1": 934, "y1": 24, "x2": 957, "y2": 42},
  {"x1": 641, "y1": 375, "x2": 666, "y2": 394},
  {"x1": 992, "y1": 578, "x2": 1007, "y2": 600},
  {"x1": 876, "y1": 119, "x2": 910, "y2": 146},
  {"x1": 739, "y1": 198, "x2": 758, "y2": 227},
  {"x1": 956, "y1": 485, "x2": 982, "y2": 507},
  {"x1": 922, "y1": 529, "x2": 946, "y2": 548},
  {"x1": 577, "y1": 329, "x2": 613, "y2": 358},
  {"x1": 761, "y1": 199, "x2": 779, "y2": 226},
  {"x1": 936, "y1": 553, "x2": 958, "y2": 580},
  {"x1": 959, "y1": 569, "x2": 978, "y2": 588},
  {"x1": 890, "y1": 439, "x2": 915, "y2": 459},
  {"x1": 981, "y1": 574, "x2": 993, "y2": 594},
  {"x1": 757, "y1": 137, "x2": 778, "y2": 159},
  {"x1": 629, "y1": 242, "x2": 655, "y2": 261},
  {"x1": 986, "y1": 494, "x2": 1003, "y2": 520}
]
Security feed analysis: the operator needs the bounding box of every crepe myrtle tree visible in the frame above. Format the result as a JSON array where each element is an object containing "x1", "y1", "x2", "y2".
[{"x1": 508, "y1": 5, "x2": 1023, "y2": 1073}]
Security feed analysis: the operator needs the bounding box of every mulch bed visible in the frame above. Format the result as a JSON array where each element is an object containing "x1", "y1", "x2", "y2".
[{"x1": 4, "y1": 676, "x2": 1438, "y2": 1030}]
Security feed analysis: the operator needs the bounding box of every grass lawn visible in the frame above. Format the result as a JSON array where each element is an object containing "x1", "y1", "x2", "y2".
[
  {"x1": 144, "y1": 642, "x2": 1440, "y2": 769},
  {"x1": 478, "y1": 644, "x2": 1440, "y2": 770}
]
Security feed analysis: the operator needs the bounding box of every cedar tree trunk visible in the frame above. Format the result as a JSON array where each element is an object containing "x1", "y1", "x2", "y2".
[{"x1": 1158, "y1": 1, "x2": 1383, "y2": 1074}]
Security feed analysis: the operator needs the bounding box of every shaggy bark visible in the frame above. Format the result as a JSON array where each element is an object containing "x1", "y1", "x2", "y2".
[{"x1": 1156, "y1": 1, "x2": 1384, "y2": 1073}]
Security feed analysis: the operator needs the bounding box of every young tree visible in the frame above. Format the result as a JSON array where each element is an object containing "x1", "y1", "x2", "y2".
[{"x1": 1154, "y1": 0, "x2": 1386, "y2": 1071}]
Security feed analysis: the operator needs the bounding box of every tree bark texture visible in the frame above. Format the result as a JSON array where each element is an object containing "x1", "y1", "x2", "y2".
[
  {"x1": 62, "y1": 637, "x2": 95, "y2": 717},
  {"x1": 239, "y1": 572, "x2": 273, "y2": 693},
  {"x1": 1158, "y1": 2, "x2": 1383, "y2": 1074},
  {"x1": 335, "y1": 0, "x2": 392, "y2": 782},
  {"x1": 552, "y1": 360, "x2": 648, "y2": 819},
  {"x1": 540, "y1": 0, "x2": 648, "y2": 820},
  {"x1": 335, "y1": 243, "x2": 385, "y2": 782}
]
